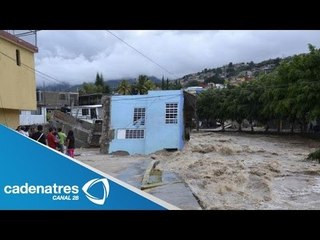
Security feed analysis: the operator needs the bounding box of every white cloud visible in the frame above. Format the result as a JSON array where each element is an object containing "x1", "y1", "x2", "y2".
[{"x1": 35, "y1": 30, "x2": 320, "y2": 85}]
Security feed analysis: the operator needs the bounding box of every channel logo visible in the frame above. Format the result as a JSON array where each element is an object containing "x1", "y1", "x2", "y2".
[{"x1": 82, "y1": 178, "x2": 110, "y2": 205}]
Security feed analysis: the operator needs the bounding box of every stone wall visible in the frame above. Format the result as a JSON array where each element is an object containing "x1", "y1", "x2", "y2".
[{"x1": 100, "y1": 96, "x2": 111, "y2": 154}]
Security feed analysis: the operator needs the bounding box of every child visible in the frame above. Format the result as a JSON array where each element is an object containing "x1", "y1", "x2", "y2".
[{"x1": 65, "y1": 130, "x2": 75, "y2": 158}]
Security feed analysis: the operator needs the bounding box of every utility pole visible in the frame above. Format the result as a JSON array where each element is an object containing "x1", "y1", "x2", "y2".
[{"x1": 43, "y1": 81, "x2": 46, "y2": 106}]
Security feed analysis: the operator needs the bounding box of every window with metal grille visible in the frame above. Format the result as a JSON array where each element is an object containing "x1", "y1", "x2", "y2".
[
  {"x1": 133, "y1": 107, "x2": 145, "y2": 125},
  {"x1": 125, "y1": 129, "x2": 144, "y2": 139},
  {"x1": 82, "y1": 109, "x2": 89, "y2": 116},
  {"x1": 165, "y1": 103, "x2": 178, "y2": 124}
]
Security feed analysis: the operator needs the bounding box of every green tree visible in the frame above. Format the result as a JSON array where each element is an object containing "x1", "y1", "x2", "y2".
[
  {"x1": 204, "y1": 74, "x2": 224, "y2": 84},
  {"x1": 225, "y1": 87, "x2": 246, "y2": 131},
  {"x1": 117, "y1": 80, "x2": 131, "y2": 95},
  {"x1": 185, "y1": 80, "x2": 201, "y2": 87},
  {"x1": 79, "y1": 82, "x2": 98, "y2": 94},
  {"x1": 135, "y1": 75, "x2": 155, "y2": 95},
  {"x1": 216, "y1": 67, "x2": 222, "y2": 74},
  {"x1": 137, "y1": 75, "x2": 148, "y2": 94},
  {"x1": 257, "y1": 72, "x2": 277, "y2": 132},
  {"x1": 237, "y1": 81, "x2": 263, "y2": 131},
  {"x1": 103, "y1": 84, "x2": 111, "y2": 94},
  {"x1": 79, "y1": 73, "x2": 110, "y2": 95},
  {"x1": 248, "y1": 61, "x2": 255, "y2": 68},
  {"x1": 171, "y1": 79, "x2": 182, "y2": 90},
  {"x1": 144, "y1": 79, "x2": 156, "y2": 91},
  {"x1": 95, "y1": 73, "x2": 104, "y2": 87},
  {"x1": 161, "y1": 76, "x2": 165, "y2": 90},
  {"x1": 197, "y1": 88, "x2": 228, "y2": 131}
]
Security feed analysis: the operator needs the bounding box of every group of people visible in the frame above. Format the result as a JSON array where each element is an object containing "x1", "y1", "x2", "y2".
[
  {"x1": 16, "y1": 125, "x2": 75, "y2": 158},
  {"x1": 16, "y1": 125, "x2": 29, "y2": 137}
]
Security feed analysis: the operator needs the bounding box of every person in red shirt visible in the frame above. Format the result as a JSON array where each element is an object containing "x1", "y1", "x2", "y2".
[{"x1": 47, "y1": 127, "x2": 58, "y2": 150}]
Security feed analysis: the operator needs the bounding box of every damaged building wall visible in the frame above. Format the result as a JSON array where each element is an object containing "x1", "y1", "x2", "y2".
[
  {"x1": 50, "y1": 110, "x2": 101, "y2": 148},
  {"x1": 100, "y1": 96, "x2": 112, "y2": 154},
  {"x1": 183, "y1": 91, "x2": 196, "y2": 140}
]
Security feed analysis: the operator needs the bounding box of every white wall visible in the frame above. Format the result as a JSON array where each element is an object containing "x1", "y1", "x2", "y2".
[{"x1": 19, "y1": 107, "x2": 47, "y2": 125}]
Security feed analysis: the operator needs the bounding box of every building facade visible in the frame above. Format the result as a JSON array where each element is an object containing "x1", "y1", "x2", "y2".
[
  {"x1": 36, "y1": 90, "x2": 79, "y2": 109},
  {"x1": 0, "y1": 31, "x2": 38, "y2": 128},
  {"x1": 108, "y1": 90, "x2": 193, "y2": 155},
  {"x1": 79, "y1": 93, "x2": 102, "y2": 105}
]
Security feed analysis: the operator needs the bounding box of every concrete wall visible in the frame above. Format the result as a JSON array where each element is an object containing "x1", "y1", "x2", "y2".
[
  {"x1": 49, "y1": 110, "x2": 102, "y2": 148},
  {"x1": 0, "y1": 31, "x2": 37, "y2": 128},
  {"x1": 108, "y1": 90, "x2": 184, "y2": 155},
  {"x1": 38, "y1": 91, "x2": 79, "y2": 108},
  {"x1": 109, "y1": 94, "x2": 147, "y2": 155},
  {"x1": 145, "y1": 90, "x2": 184, "y2": 154},
  {"x1": 100, "y1": 96, "x2": 111, "y2": 154},
  {"x1": 0, "y1": 33, "x2": 36, "y2": 111},
  {"x1": 19, "y1": 107, "x2": 47, "y2": 125},
  {"x1": 0, "y1": 109, "x2": 20, "y2": 129}
]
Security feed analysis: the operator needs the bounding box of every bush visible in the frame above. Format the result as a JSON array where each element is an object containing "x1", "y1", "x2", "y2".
[{"x1": 307, "y1": 149, "x2": 320, "y2": 163}]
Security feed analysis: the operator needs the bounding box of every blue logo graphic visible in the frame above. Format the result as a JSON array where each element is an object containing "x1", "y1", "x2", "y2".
[
  {"x1": 82, "y1": 178, "x2": 110, "y2": 205},
  {"x1": 0, "y1": 124, "x2": 178, "y2": 210}
]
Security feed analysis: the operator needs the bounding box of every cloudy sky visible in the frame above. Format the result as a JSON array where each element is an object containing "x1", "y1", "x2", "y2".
[{"x1": 34, "y1": 30, "x2": 320, "y2": 86}]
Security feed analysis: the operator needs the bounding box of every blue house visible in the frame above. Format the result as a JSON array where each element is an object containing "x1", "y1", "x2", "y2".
[{"x1": 106, "y1": 90, "x2": 195, "y2": 155}]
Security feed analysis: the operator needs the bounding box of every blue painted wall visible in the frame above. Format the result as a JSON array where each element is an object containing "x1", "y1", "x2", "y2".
[{"x1": 109, "y1": 90, "x2": 185, "y2": 155}]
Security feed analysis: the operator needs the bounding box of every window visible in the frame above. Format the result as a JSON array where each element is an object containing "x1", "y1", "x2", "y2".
[
  {"x1": 59, "y1": 94, "x2": 66, "y2": 100},
  {"x1": 90, "y1": 108, "x2": 97, "y2": 119},
  {"x1": 125, "y1": 129, "x2": 144, "y2": 139},
  {"x1": 165, "y1": 103, "x2": 178, "y2": 124},
  {"x1": 31, "y1": 107, "x2": 42, "y2": 115},
  {"x1": 16, "y1": 49, "x2": 21, "y2": 66},
  {"x1": 133, "y1": 107, "x2": 145, "y2": 125},
  {"x1": 82, "y1": 109, "x2": 89, "y2": 116}
]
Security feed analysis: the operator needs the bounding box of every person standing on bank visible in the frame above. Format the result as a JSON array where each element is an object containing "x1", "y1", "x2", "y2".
[
  {"x1": 31, "y1": 125, "x2": 47, "y2": 145},
  {"x1": 47, "y1": 127, "x2": 58, "y2": 150},
  {"x1": 57, "y1": 128, "x2": 67, "y2": 153},
  {"x1": 65, "y1": 130, "x2": 75, "y2": 158}
]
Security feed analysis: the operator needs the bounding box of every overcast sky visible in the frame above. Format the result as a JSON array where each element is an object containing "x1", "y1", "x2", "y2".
[{"x1": 35, "y1": 30, "x2": 320, "y2": 86}]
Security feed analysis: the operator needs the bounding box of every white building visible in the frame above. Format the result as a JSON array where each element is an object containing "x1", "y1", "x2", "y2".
[
  {"x1": 71, "y1": 104, "x2": 102, "y2": 124},
  {"x1": 19, "y1": 106, "x2": 47, "y2": 126}
]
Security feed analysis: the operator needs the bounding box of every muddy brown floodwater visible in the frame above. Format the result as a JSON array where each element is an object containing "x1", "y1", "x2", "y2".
[
  {"x1": 76, "y1": 131, "x2": 320, "y2": 210},
  {"x1": 155, "y1": 131, "x2": 320, "y2": 209}
]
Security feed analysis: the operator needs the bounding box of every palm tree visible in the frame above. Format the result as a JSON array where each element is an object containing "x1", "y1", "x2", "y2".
[
  {"x1": 136, "y1": 75, "x2": 156, "y2": 95},
  {"x1": 136, "y1": 75, "x2": 149, "y2": 94},
  {"x1": 117, "y1": 80, "x2": 131, "y2": 95}
]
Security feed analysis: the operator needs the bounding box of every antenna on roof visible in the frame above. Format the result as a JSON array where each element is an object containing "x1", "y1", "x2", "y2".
[{"x1": 5, "y1": 30, "x2": 39, "y2": 47}]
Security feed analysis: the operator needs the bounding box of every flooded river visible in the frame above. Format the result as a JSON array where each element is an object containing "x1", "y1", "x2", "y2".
[{"x1": 156, "y1": 131, "x2": 320, "y2": 209}]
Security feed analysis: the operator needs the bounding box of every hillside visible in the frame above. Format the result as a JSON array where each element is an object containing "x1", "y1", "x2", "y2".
[
  {"x1": 37, "y1": 57, "x2": 292, "y2": 92},
  {"x1": 177, "y1": 57, "x2": 288, "y2": 87}
]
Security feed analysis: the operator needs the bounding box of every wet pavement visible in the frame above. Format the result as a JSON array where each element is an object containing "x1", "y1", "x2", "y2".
[
  {"x1": 75, "y1": 150, "x2": 202, "y2": 210},
  {"x1": 145, "y1": 171, "x2": 202, "y2": 210}
]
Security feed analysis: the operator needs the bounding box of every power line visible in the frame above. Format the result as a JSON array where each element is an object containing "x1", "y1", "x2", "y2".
[
  {"x1": 106, "y1": 30, "x2": 175, "y2": 77},
  {"x1": 0, "y1": 50, "x2": 66, "y2": 86}
]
